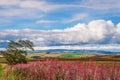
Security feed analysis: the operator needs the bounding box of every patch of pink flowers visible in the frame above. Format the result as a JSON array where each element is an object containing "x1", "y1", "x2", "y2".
[{"x1": 14, "y1": 59, "x2": 120, "y2": 80}]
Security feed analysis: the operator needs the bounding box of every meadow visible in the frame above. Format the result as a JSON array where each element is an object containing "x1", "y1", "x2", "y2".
[{"x1": 0, "y1": 53, "x2": 120, "y2": 80}]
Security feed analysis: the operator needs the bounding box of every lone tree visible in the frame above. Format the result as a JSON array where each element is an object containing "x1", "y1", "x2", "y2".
[{"x1": 0, "y1": 40, "x2": 34, "y2": 65}]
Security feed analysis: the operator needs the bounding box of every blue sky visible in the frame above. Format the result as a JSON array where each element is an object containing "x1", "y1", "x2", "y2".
[
  {"x1": 0, "y1": 0, "x2": 120, "y2": 30},
  {"x1": 1, "y1": 0, "x2": 120, "y2": 49}
]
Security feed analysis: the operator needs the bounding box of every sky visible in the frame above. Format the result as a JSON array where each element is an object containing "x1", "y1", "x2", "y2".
[{"x1": 0, "y1": 0, "x2": 120, "y2": 49}]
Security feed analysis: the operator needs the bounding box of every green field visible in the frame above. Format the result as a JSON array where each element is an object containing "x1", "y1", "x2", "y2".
[
  {"x1": 1, "y1": 53, "x2": 120, "y2": 63},
  {"x1": 0, "y1": 58, "x2": 7, "y2": 63},
  {"x1": 58, "y1": 53, "x2": 94, "y2": 58},
  {"x1": 26, "y1": 52, "x2": 95, "y2": 59},
  {"x1": 25, "y1": 53, "x2": 120, "y2": 61}
]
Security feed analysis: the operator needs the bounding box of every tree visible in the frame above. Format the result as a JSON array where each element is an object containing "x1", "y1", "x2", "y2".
[{"x1": 0, "y1": 40, "x2": 34, "y2": 65}]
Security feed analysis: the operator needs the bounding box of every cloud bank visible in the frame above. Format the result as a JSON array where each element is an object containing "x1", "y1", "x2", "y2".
[{"x1": 0, "y1": 20, "x2": 120, "y2": 47}]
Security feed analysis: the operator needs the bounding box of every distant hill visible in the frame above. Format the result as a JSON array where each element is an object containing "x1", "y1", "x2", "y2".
[{"x1": 1, "y1": 41, "x2": 120, "y2": 55}]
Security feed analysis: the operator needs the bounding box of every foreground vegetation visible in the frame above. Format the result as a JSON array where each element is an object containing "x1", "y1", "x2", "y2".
[{"x1": 0, "y1": 59, "x2": 120, "y2": 80}]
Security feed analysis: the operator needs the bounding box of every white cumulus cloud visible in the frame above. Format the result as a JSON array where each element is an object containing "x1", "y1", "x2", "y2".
[
  {"x1": 64, "y1": 20, "x2": 115, "y2": 43},
  {"x1": 0, "y1": 20, "x2": 120, "y2": 47}
]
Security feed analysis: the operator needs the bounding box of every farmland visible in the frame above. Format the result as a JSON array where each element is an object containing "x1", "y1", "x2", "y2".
[{"x1": 26, "y1": 52, "x2": 120, "y2": 61}]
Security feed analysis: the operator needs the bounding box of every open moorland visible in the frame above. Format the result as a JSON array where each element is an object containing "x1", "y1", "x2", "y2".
[
  {"x1": 26, "y1": 52, "x2": 120, "y2": 61},
  {"x1": 1, "y1": 52, "x2": 120, "y2": 62},
  {"x1": 1, "y1": 53, "x2": 120, "y2": 80}
]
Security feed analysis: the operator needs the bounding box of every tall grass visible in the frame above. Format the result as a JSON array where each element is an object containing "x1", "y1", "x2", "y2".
[
  {"x1": 0, "y1": 64, "x2": 3, "y2": 77},
  {"x1": 3, "y1": 60, "x2": 120, "y2": 80}
]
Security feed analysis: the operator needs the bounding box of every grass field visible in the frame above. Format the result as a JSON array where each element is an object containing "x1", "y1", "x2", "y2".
[
  {"x1": 1, "y1": 53, "x2": 120, "y2": 63},
  {"x1": 59, "y1": 53, "x2": 94, "y2": 58},
  {"x1": 27, "y1": 52, "x2": 95, "y2": 58},
  {"x1": 0, "y1": 58, "x2": 7, "y2": 63},
  {"x1": 26, "y1": 52, "x2": 120, "y2": 61}
]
